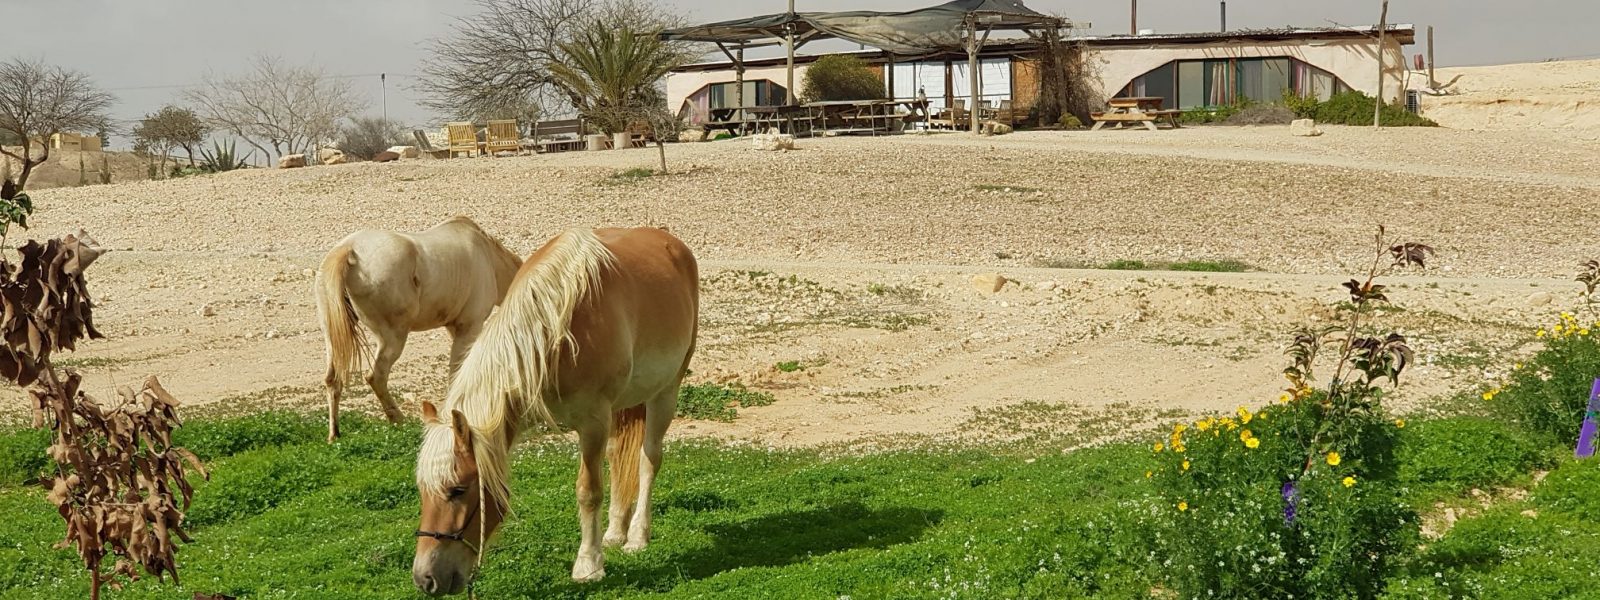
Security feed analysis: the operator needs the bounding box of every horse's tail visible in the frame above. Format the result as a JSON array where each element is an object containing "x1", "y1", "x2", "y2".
[
  {"x1": 608, "y1": 405, "x2": 647, "y2": 515},
  {"x1": 317, "y1": 244, "x2": 366, "y2": 386}
]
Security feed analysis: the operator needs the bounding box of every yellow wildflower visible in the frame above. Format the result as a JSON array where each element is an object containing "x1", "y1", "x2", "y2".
[
  {"x1": 1536, "y1": 329, "x2": 1547, "y2": 338},
  {"x1": 1153, "y1": 442, "x2": 1164, "y2": 453},
  {"x1": 1237, "y1": 406, "x2": 1253, "y2": 425},
  {"x1": 1177, "y1": 501, "x2": 1188, "y2": 512},
  {"x1": 1239, "y1": 429, "x2": 1254, "y2": 442},
  {"x1": 1245, "y1": 437, "x2": 1260, "y2": 449},
  {"x1": 1182, "y1": 460, "x2": 1191, "y2": 471},
  {"x1": 1172, "y1": 442, "x2": 1187, "y2": 453},
  {"x1": 1395, "y1": 418, "x2": 1406, "y2": 429},
  {"x1": 1482, "y1": 390, "x2": 1495, "y2": 401},
  {"x1": 1195, "y1": 419, "x2": 1213, "y2": 432},
  {"x1": 1326, "y1": 451, "x2": 1342, "y2": 466},
  {"x1": 1343, "y1": 476, "x2": 1357, "y2": 488},
  {"x1": 1145, "y1": 470, "x2": 1153, "y2": 479},
  {"x1": 1279, "y1": 392, "x2": 1293, "y2": 404},
  {"x1": 1582, "y1": 329, "x2": 1591, "y2": 336},
  {"x1": 1174, "y1": 423, "x2": 1188, "y2": 434},
  {"x1": 1513, "y1": 363, "x2": 1523, "y2": 371}
]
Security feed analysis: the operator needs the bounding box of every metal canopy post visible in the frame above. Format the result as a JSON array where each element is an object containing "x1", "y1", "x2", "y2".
[{"x1": 785, "y1": 0, "x2": 797, "y2": 105}]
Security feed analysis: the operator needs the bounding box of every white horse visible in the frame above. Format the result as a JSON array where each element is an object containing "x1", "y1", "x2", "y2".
[
  {"x1": 315, "y1": 216, "x2": 523, "y2": 442},
  {"x1": 410, "y1": 227, "x2": 699, "y2": 595}
]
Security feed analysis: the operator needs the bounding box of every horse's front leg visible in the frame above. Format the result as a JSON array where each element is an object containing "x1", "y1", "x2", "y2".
[{"x1": 572, "y1": 424, "x2": 607, "y2": 582}]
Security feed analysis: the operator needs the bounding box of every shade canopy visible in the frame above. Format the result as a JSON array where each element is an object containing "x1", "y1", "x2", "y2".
[{"x1": 660, "y1": 0, "x2": 1066, "y2": 55}]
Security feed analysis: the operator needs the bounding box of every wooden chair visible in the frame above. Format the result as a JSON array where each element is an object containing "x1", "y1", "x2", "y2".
[
  {"x1": 445, "y1": 122, "x2": 479, "y2": 158},
  {"x1": 484, "y1": 119, "x2": 520, "y2": 156},
  {"x1": 997, "y1": 99, "x2": 1015, "y2": 126}
]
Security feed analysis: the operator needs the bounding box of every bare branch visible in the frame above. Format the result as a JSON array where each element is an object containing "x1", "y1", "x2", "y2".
[
  {"x1": 183, "y1": 55, "x2": 366, "y2": 162},
  {"x1": 0, "y1": 58, "x2": 115, "y2": 190}
]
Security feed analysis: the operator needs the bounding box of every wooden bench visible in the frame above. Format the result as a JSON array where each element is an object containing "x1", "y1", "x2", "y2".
[
  {"x1": 1090, "y1": 107, "x2": 1182, "y2": 131},
  {"x1": 533, "y1": 118, "x2": 586, "y2": 153}
]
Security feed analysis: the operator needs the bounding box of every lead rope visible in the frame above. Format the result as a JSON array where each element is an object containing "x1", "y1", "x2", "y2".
[{"x1": 468, "y1": 477, "x2": 486, "y2": 599}]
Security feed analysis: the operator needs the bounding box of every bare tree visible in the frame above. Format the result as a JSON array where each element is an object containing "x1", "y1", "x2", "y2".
[
  {"x1": 0, "y1": 58, "x2": 115, "y2": 191},
  {"x1": 184, "y1": 55, "x2": 366, "y2": 162},
  {"x1": 416, "y1": 0, "x2": 693, "y2": 123}
]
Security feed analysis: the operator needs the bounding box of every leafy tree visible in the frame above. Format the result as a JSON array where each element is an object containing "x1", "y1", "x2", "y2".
[
  {"x1": 0, "y1": 58, "x2": 115, "y2": 190},
  {"x1": 800, "y1": 55, "x2": 885, "y2": 104},
  {"x1": 133, "y1": 105, "x2": 208, "y2": 166},
  {"x1": 417, "y1": 0, "x2": 691, "y2": 124},
  {"x1": 547, "y1": 23, "x2": 682, "y2": 134}
]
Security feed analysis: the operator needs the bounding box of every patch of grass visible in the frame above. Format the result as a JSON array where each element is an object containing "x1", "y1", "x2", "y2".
[
  {"x1": 0, "y1": 406, "x2": 1590, "y2": 599},
  {"x1": 866, "y1": 283, "x2": 923, "y2": 303},
  {"x1": 1101, "y1": 259, "x2": 1148, "y2": 271},
  {"x1": 774, "y1": 360, "x2": 804, "y2": 373},
  {"x1": 676, "y1": 383, "x2": 776, "y2": 422},
  {"x1": 1031, "y1": 256, "x2": 1088, "y2": 269},
  {"x1": 603, "y1": 167, "x2": 656, "y2": 185},
  {"x1": 1168, "y1": 259, "x2": 1251, "y2": 273},
  {"x1": 1396, "y1": 417, "x2": 1547, "y2": 504},
  {"x1": 0, "y1": 428, "x2": 50, "y2": 486}
]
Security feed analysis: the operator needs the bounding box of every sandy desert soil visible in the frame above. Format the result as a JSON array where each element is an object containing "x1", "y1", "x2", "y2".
[
  {"x1": 1421, "y1": 58, "x2": 1600, "y2": 132},
  {"x1": 5, "y1": 125, "x2": 1596, "y2": 447}
]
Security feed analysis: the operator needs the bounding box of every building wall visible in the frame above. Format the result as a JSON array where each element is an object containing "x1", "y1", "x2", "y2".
[
  {"x1": 666, "y1": 64, "x2": 808, "y2": 115},
  {"x1": 1087, "y1": 38, "x2": 1409, "y2": 104}
]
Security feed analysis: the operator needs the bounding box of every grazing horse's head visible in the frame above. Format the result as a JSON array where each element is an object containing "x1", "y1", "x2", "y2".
[{"x1": 412, "y1": 401, "x2": 507, "y2": 597}]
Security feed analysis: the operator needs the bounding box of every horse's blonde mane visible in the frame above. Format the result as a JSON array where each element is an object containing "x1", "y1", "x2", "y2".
[{"x1": 417, "y1": 229, "x2": 616, "y2": 509}]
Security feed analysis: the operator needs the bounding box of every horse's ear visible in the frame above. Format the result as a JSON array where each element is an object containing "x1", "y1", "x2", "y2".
[
  {"x1": 450, "y1": 409, "x2": 473, "y2": 456},
  {"x1": 420, "y1": 401, "x2": 439, "y2": 423}
]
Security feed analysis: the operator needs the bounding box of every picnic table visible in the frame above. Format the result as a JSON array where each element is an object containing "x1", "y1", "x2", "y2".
[
  {"x1": 1090, "y1": 96, "x2": 1182, "y2": 131},
  {"x1": 803, "y1": 99, "x2": 925, "y2": 136},
  {"x1": 701, "y1": 107, "x2": 753, "y2": 140}
]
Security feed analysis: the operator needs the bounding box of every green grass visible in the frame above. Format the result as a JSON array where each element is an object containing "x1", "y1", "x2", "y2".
[
  {"x1": 1098, "y1": 259, "x2": 1251, "y2": 272},
  {"x1": 603, "y1": 167, "x2": 656, "y2": 185},
  {"x1": 0, "y1": 409, "x2": 1594, "y2": 599},
  {"x1": 675, "y1": 383, "x2": 776, "y2": 422}
]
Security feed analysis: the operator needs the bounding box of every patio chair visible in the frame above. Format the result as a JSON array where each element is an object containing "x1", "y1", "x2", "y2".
[
  {"x1": 484, "y1": 119, "x2": 520, "y2": 156},
  {"x1": 445, "y1": 122, "x2": 479, "y2": 158},
  {"x1": 997, "y1": 99, "x2": 1015, "y2": 127},
  {"x1": 412, "y1": 130, "x2": 450, "y2": 159}
]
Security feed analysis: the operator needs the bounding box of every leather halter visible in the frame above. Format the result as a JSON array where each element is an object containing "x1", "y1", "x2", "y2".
[{"x1": 415, "y1": 502, "x2": 481, "y2": 556}]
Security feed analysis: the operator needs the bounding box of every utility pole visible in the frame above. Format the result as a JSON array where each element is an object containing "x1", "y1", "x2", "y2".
[
  {"x1": 380, "y1": 73, "x2": 388, "y2": 121},
  {"x1": 1374, "y1": 0, "x2": 1389, "y2": 128},
  {"x1": 1220, "y1": 1, "x2": 1227, "y2": 31},
  {"x1": 784, "y1": 0, "x2": 797, "y2": 105},
  {"x1": 1130, "y1": 0, "x2": 1137, "y2": 34}
]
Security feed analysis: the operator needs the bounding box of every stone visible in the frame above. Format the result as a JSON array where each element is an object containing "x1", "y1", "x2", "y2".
[
  {"x1": 1527, "y1": 291, "x2": 1553, "y2": 307},
  {"x1": 751, "y1": 133, "x2": 796, "y2": 151},
  {"x1": 372, "y1": 151, "x2": 401, "y2": 163},
  {"x1": 972, "y1": 273, "x2": 1008, "y2": 294},
  {"x1": 1290, "y1": 119, "x2": 1323, "y2": 137},
  {"x1": 981, "y1": 121, "x2": 1013, "y2": 136},
  {"x1": 278, "y1": 154, "x2": 306, "y2": 169},
  {"x1": 386, "y1": 145, "x2": 419, "y2": 159},
  {"x1": 319, "y1": 148, "x2": 347, "y2": 165},
  {"x1": 199, "y1": 304, "x2": 216, "y2": 317}
]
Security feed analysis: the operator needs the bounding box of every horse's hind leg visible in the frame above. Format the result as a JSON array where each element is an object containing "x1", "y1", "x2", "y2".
[
  {"x1": 365, "y1": 328, "x2": 408, "y2": 424},
  {"x1": 324, "y1": 364, "x2": 343, "y2": 443},
  {"x1": 572, "y1": 422, "x2": 608, "y2": 582},
  {"x1": 624, "y1": 387, "x2": 677, "y2": 553}
]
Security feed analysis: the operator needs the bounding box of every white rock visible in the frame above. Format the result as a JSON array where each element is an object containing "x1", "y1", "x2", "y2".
[
  {"x1": 318, "y1": 148, "x2": 346, "y2": 165},
  {"x1": 199, "y1": 304, "x2": 216, "y2": 317},
  {"x1": 1527, "y1": 291, "x2": 1553, "y2": 307},
  {"x1": 972, "y1": 273, "x2": 1008, "y2": 294},
  {"x1": 1290, "y1": 119, "x2": 1323, "y2": 137},
  {"x1": 386, "y1": 145, "x2": 420, "y2": 159},
  {"x1": 278, "y1": 154, "x2": 306, "y2": 169},
  {"x1": 750, "y1": 133, "x2": 795, "y2": 151}
]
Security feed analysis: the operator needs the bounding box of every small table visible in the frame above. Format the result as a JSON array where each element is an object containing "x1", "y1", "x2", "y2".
[
  {"x1": 1091, "y1": 96, "x2": 1182, "y2": 131},
  {"x1": 803, "y1": 99, "x2": 916, "y2": 136}
]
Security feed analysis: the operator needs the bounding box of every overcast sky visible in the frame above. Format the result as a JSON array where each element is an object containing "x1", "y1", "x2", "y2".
[{"x1": 7, "y1": 0, "x2": 1596, "y2": 146}]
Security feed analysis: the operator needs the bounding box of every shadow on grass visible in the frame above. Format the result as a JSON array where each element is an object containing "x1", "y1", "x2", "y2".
[{"x1": 566, "y1": 502, "x2": 942, "y2": 594}]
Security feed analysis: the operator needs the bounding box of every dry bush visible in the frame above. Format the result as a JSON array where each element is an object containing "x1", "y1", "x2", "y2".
[{"x1": 1, "y1": 183, "x2": 207, "y2": 599}]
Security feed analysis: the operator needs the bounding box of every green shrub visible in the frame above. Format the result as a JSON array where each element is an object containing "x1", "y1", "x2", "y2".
[
  {"x1": 1177, "y1": 102, "x2": 1246, "y2": 124},
  {"x1": 799, "y1": 55, "x2": 885, "y2": 103},
  {"x1": 1282, "y1": 89, "x2": 1322, "y2": 119},
  {"x1": 1147, "y1": 229, "x2": 1430, "y2": 599},
  {"x1": 1396, "y1": 417, "x2": 1543, "y2": 501},
  {"x1": 1058, "y1": 113, "x2": 1083, "y2": 128},
  {"x1": 1169, "y1": 259, "x2": 1252, "y2": 273},
  {"x1": 1101, "y1": 259, "x2": 1147, "y2": 270},
  {"x1": 1485, "y1": 313, "x2": 1600, "y2": 445},
  {"x1": 1410, "y1": 506, "x2": 1600, "y2": 598},
  {"x1": 1534, "y1": 458, "x2": 1600, "y2": 521},
  {"x1": 1311, "y1": 91, "x2": 1437, "y2": 127},
  {"x1": 677, "y1": 382, "x2": 775, "y2": 422},
  {"x1": 0, "y1": 428, "x2": 50, "y2": 486}
]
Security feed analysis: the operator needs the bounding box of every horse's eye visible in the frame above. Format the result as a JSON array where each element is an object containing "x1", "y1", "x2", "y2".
[{"x1": 448, "y1": 486, "x2": 467, "y2": 499}]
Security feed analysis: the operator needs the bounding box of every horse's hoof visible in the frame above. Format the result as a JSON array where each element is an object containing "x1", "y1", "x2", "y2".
[
  {"x1": 622, "y1": 540, "x2": 647, "y2": 554},
  {"x1": 571, "y1": 563, "x2": 605, "y2": 582},
  {"x1": 602, "y1": 532, "x2": 627, "y2": 548}
]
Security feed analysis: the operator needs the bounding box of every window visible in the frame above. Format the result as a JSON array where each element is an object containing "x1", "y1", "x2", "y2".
[
  {"x1": 708, "y1": 80, "x2": 787, "y2": 110},
  {"x1": 1123, "y1": 57, "x2": 1348, "y2": 109}
]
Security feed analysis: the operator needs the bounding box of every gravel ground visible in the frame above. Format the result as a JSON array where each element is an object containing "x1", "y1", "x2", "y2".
[{"x1": 7, "y1": 125, "x2": 1596, "y2": 446}]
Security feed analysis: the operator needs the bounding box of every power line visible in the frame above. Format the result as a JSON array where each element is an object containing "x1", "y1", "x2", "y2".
[{"x1": 101, "y1": 72, "x2": 420, "y2": 92}]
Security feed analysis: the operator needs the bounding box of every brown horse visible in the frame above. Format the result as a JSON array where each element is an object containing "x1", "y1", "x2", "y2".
[
  {"x1": 410, "y1": 227, "x2": 698, "y2": 595},
  {"x1": 315, "y1": 216, "x2": 522, "y2": 442}
]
